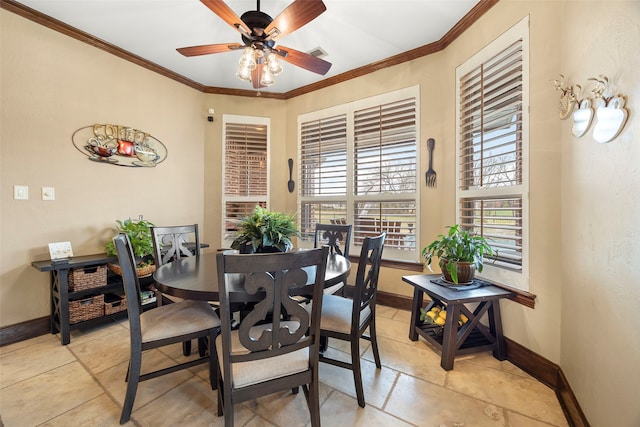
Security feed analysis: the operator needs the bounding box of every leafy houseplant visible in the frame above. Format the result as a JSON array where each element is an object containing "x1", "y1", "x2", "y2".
[
  {"x1": 231, "y1": 206, "x2": 299, "y2": 253},
  {"x1": 421, "y1": 224, "x2": 495, "y2": 284},
  {"x1": 104, "y1": 218, "x2": 155, "y2": 270}
]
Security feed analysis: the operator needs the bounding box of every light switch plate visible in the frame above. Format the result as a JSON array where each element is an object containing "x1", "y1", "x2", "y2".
[
  {"x1": 42, "y1": 186, "x2": 55, "y2": 201},
  {"x1": 14, "y1": 185, "x2": 28, "y2": 200}
]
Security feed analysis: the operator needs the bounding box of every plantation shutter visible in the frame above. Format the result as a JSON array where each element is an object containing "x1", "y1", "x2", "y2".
[
  {"x1": 457, "y1": 38, "x2": 524, "y2": 270},
  {"x1": 299, "y1": 114, "x2": 348, "y2": 239},
  {"x1": 354, "y1": 98, "x2": 417, "y2": 195},
  {"x1": 353, "y1": 98, "x2": 417, "y2": 251},
  {"x1": 223, "y1": 118, "x2": 268, "y2": 243}
]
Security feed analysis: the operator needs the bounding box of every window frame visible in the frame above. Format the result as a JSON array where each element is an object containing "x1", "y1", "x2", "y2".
[
  {"x1": 455, "y1": 17, "x2": 530, "y2": 291},
  {"x1": 297, "y1": 86, "x2": 421, "y2": 262}
]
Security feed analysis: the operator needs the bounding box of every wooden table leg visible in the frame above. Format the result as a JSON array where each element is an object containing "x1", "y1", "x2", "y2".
[
  {"x1": 489, "y1": 300, "x2": 507, "y2": 360},
  {"x1": 440, "y1": 303, "x2": 461, "y2": 371},
  {"x1": 408, "y1": 287, "x2": 422, "y2": 341}
]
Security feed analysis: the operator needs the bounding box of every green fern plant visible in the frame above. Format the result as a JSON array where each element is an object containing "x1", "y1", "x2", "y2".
[{"x1": 231, "y1": 206, "x2": 299, "y2": 253}]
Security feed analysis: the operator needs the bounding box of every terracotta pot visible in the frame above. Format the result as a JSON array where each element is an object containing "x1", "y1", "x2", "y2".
[{"x1": 439, "y1": 258, "x2": 475, "y2": 284}]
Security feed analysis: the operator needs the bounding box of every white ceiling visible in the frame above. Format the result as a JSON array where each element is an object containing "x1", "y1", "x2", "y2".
[{"x1": 14, "y1": 0, "x2": 480, "y2": 94}]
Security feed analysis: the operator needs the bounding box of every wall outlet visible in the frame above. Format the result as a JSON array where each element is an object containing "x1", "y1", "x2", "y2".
[
  {"x1": 14, "y1": 185, "x2": 28, "y2": 200},
  {"x1": 42, "y1": 187, "x2": 55, "y2": 201}
]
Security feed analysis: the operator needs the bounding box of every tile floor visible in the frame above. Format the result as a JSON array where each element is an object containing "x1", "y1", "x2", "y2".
[{"x1": 0, "y1": 306, "x2": 568, "y2": 426}]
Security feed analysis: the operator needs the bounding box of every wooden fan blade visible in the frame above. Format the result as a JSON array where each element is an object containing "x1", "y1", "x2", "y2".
[
  {"x1": 177, "y1": 43, "x2": 243, "y2": 57},
  {"x1": 252, "y1": 62, "x2": 267, "y2": 89},
  {"x1": 265, "y1": 0, "x2": 326, "y2": 40},
  {"x1": 277, "y1": 45, "x2": 331, "y2": 75},
  {"x1": 200, "y1": 0, "x2": 250, "y2": 34}
]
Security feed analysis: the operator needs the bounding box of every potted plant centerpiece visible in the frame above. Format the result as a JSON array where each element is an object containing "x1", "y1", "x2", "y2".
[
  {"x1": 422, "y1": 224, "x2": 495, "y2": 284},
  {"x1": 231, "y1": 206, "x2": 299, "y2": 253},
  {"x1": 104, "y1": 217, "x2": 156, "y2": 277}
]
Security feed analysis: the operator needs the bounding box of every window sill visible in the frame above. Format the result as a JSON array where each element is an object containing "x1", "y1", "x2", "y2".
[
  {"x1": 476, "y1": 276, "x2": 537, "y2": 308},
  {"x1": 348, "y1": 256, "x2": 424, "y2": 272}
]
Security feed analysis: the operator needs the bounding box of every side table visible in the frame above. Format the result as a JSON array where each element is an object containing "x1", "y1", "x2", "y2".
[{"x1": 402, "y1": 274, "x2": 513, "y2": 370}]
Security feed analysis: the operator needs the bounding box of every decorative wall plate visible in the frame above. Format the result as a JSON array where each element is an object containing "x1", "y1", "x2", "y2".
[{"x1": 72, "y1": 124, "x2": 168, "y2": 167}]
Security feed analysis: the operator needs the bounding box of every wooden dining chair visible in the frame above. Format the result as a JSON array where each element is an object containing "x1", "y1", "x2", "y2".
[
  {"x1": 314, "y1": 223, "x2": 352, "y2": 296},
  {"x1": 318, "y1": 232, "x2": 386, "y2": 408},
  {"x1": 215, "y1": 247, "x2": 329, "y2": 427},
  {"x1": 151, "y1": 224, "x2": 200, "y2": 267},
  {"x1": 151, "y1": 224, "x2": 204, "y2": 356},
  {"x1": 113, "y1": 233, "x2": 220, "y2": 425}
]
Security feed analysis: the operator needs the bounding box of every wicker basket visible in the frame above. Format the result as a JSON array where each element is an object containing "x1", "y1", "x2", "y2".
[
  {"x1": 108, "y1": 263, "x2": 156, "y2": 278},
  {"x1": 68, "y1": 265, "x2": 108, "y2": 291},
  {"x1": 69, "y1": 294, "x2": 104, "y2": 324},
  {"x1": 104, "y1": 293, "x2": 128, "y2": 315}
]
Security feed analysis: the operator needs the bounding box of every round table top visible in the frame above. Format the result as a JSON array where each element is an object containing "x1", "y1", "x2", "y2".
[{"x1": 153, "y1": 251, "x2": 351, "y2": 303}]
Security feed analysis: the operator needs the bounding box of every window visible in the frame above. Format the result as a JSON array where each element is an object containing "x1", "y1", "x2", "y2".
[
  {"x1": 298, "y1": 86, "x2": 420, "y2": 262},
  {"x1": 222, "y1": 115, "x2": 269, "y2": 247},
  {"x1": 456, "y1": 17, "x2": 529, "y2": 290}
]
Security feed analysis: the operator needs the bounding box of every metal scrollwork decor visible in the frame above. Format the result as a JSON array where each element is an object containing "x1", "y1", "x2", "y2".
[
  {"x1": 553, "y1": 74, "x2": 577, "y2": 120},
  {"x1": 72, "y1": 123, "x2": 168, "y2": 167}
]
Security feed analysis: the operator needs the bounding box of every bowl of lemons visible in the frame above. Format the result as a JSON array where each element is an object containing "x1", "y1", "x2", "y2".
[{"x1": 420, "y1": 305, "x2": 469, "y2": 332}]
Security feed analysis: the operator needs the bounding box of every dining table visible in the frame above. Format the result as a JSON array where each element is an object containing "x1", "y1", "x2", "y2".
[{"x1": 152, "y1": 251, "x2": 351, "y2": 303}]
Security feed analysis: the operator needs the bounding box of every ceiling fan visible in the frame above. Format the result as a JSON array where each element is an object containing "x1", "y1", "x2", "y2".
[{"x1": 177, "y1": 0, "x2": 332, "y2": 89}]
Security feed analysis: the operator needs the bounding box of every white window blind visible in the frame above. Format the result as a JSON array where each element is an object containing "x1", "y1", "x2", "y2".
[
  {"x1": 222, "y1": 115, "x2": 269, "y2": 245},
  {"x1": 298, "y1": 87, "x2": 420, "y2": 261},
  {"x1": 456, "y1": 17, "x2": 529, "y2": 289}
]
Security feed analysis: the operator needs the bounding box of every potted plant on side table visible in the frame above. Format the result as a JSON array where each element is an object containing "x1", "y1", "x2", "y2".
[
  {"x1": 422, "y1": 224, "x2": 495, "y2": 284},
  {"x1": 231, "y1": 206, "x2": 299, "y2": 253},
  {"x1": 104, "y1": 217, "x2": 156, "y2": 277}
]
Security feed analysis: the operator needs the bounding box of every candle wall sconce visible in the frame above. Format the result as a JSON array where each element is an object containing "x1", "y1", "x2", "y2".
[
  {"x1": 589, "y1": 75, "x2": 629, "y2": 143},
  {"x1": 554, "y1": 74, "x2": 629, "y2": 143},
  {"x1": 571, "y1": 85, "x2": 594, "y2": 138}
]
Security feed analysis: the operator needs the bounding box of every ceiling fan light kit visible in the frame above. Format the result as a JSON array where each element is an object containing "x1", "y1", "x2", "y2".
[{"x1": 178, "y1": 0, "x2": 332, "y2": 89}]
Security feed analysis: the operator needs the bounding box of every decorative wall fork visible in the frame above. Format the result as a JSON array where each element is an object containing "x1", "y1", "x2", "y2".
[{"x1": 425, "y1": 138, "x2": 437, "y2": 188}]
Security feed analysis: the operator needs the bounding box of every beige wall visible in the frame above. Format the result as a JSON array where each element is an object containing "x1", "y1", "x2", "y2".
[
  {"x1": 2, "y1": 1, "x2": 639, "y2": 424},
  {"x1": 1, "y1": 11, "x2": 207, "y2": 326},
  {"x1": 559, "y1": 2, "x2": 640, "y2": 426}
]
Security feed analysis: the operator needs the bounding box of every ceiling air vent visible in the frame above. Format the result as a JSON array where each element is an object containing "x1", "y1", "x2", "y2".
[{"x1": 307, "y1": 47, "x2": 328, "y2": 58}]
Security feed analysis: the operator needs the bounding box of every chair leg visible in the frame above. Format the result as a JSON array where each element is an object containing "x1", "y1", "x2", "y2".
[
  {"x1": 369, "y1": 318, "x2": 382, "y2": 369},
  {"x1": 208, "y1": 333, "x2": 218, "y2": 391},
  {"x1": 351, "y1": 337, "x2": 366, "y2": 408},
  {"x1": 308, "y1": 376, "x2": 321, "y2": 427},
  {"x1": 198, "y1": 337, "x2": 207, "y2": 358},
  {"x1": 223, "y1": 386, "x2": 234, "y2": 426},
  {"x1": 120, "y1": 353, "x2": 142, "y2": 424},
  {"x1": 182, "y1": 340, "x2": 192, "y2": 356},
  {"x1": 217, "y1": 391, "x2": 224, "y2": 417}
]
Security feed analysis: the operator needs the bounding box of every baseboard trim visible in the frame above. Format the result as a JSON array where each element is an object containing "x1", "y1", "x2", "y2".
[
  {"x1": 505, "y1": 338, "x2": 590, "y2": 427},
  {"x1": 0, "y1": 316, "x2": 50, "y2": 346},
  {"x1": 376, "y1": 290, "x2": 589, "y2": 427}
]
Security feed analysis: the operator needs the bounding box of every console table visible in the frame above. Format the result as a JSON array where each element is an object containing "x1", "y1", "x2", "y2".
[
  {"x1": 32, "y1": 254, "x2": 145, "y2": 345},
  {"x1": 402, "y1": 274, "x2": 513, "y2": 370}
]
